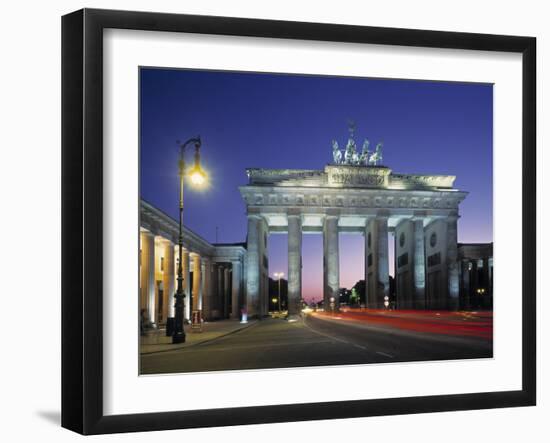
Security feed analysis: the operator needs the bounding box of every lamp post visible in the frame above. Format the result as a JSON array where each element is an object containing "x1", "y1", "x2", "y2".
[
  {"x1": 273, "y1": 272, "x2": 284, "y2": 312},
  {"x1": 173, "y1": 136, "x2": 207, "y2": 344}
]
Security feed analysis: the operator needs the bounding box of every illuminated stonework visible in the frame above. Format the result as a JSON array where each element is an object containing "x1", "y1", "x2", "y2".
[
  {"x1": 240, "y1": 162, "x2": 468, "y2": 312},
  {"x1": 139, "y1": 200, "x2": 246, "y2": 327}
]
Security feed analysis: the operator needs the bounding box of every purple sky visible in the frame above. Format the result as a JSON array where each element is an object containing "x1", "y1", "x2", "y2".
[{"x1": 140, "y1": 68, "x2": 493, "y2": 302}]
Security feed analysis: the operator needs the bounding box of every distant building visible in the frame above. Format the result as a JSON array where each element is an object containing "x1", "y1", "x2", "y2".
[{"x1": 458, "y1": 243, "x2": 493, "y2": 310}]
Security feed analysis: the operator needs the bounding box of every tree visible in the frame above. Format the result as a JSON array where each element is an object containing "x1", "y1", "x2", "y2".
[
  {"x1": 352, "y1": 279, "x2": 366, "y2": 304},
  {"x1": 349, "y1": 288, "x2": 359, "y2": 306}
]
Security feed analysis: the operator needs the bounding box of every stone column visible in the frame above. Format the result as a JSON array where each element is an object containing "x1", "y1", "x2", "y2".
[
  {"x1": 488, "y1": 257, "x2": 493, "y2": 307},
  {"x1": 246, "y1": 215, "x2": 260, "y2": 317},
  {"x1": 446, "y1": 216, "x2": 460, "y2": 310},
  {"x1": 202, "y1": 259, "x2": 211, "y2": 319},
  {"x1": 231, "y1": 260, "x2": 242, "y2": 319},
  {"x1": 471, "y1": 260, "x2": 479, "y2": 308},
  {"x1": 287, "y1": 214, "x2": 303, "y2": 317},
  {"x1": 139, "y1": 232, "x2": 147, "y2": 311},
  {"x1": 224, "y1": 267, "x2": 231, "y2": 318},
  {"x1": 182, "y1": 249, "x2": 191, "y2": 321},
  {"x1": 323, "y1": 214, "x2": 340, "y2": 311},
  {"x1": 461, "y1": 259, "x2": 471, "y2": 310},
  {"x1": 413, "y1": 217, "x2": 426, "y2": 309},
  {"x1": 209, "y1": 263, "x2": 218, "y2": 318},
  {"x1": 364, "y1": 219, "x2": 373, "y2": 307},
  {"x1": 200, "y1": 260, "x2": 206, "y2": 312},
  {"x1": 262, "y1": 219, "x2": 270, "y2": 317},
  {"x1": 217, "y1": 265, "x2": 224, "y2": 316},
  {"x1": 376, "y1": 216, "x2": 390, "y2": 304},
  {"x1": 482, "y1": 257, "x2": 491, "y2": 309},
  {"x1": 192, "y1": 254, "x2": 201, "y2": 312},
  {"x1": 488, "y1": 258, "x2": 493, "y2": 294},
  {"x1": 140, "y1": 231, "x2": 156, "y2": 326},
  {"x1": 482, "y1": 257, "x2": 490, "y2": 291},
  {"x1": 162, "y1": 240, "x2": 176, "y2": 318}
]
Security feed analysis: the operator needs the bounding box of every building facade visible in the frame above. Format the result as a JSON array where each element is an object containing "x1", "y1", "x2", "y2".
[
  {"x1": 139, "y1": 200, "x2": 246, "y2": 327},
  {"x1": 458, "y1": 243, "x2": 493, "y2": 310}
]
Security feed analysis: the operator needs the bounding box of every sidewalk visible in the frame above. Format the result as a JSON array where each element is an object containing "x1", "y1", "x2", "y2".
[{"x1": 140, "y1": 319, "x2": 257, "y2": 355}]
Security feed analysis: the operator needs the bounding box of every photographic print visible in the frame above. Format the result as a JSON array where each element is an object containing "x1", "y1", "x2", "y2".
[
  {"x1": 138, "y1": 68, "x2": 493, "y2": 375},
  {"x1": 61, "y1": 10, "x2": 536, "y2": 433}
]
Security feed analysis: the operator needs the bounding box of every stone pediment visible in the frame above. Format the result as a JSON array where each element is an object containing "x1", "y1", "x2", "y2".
[
  {"x1": 326, "y1": 165, "x2": 391, "y2": 188},
  {"x1": 245, "y1": 165, "x2": 456, "y2": 191}
]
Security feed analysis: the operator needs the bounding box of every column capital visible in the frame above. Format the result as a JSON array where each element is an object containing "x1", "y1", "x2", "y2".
[
  {"x1": 363, "y1": 215, "x2": 374, "y2": 224},
  {"x1": 376, "y1": 209, "x2": 390, "y2": 219},
  {"x1": 161, "y1": 237, "x2": 175, "y2": 246},
  {"x1": 324, "y1": 208, "x2": 340, "y2": 218},
  {"x1": 412, "y1": 210, "x2": 428, "y2": 219},
  {"x1": 287, "y1": 208, "x2": 302, "y2": 218},
  {"x1": 394, "y1": 217, "x2": 410, "y2": 229},
  {"x1": 140, "y1": 229, "x2": 155, "y2": 238},
  {"x1": 446, "y1": 214, "x2": 460, "y2": 223}
]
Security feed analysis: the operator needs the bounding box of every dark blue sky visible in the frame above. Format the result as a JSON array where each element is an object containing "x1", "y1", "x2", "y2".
[{"x1": 140, "y1": 68, "x2": 493, "y2": 301}]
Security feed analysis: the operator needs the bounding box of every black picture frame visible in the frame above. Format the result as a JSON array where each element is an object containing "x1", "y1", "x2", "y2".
[{"x1": 61, "y1": 8, "x2": 536, "y2": 435}]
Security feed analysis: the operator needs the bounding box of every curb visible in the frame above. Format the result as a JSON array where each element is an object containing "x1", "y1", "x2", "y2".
[{"x1": 140, "y1": 320, "x2": 258, "y2": 355}]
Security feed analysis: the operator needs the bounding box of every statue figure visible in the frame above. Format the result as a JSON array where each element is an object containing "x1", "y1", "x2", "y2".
[
  {"x1": 344, "y1": 138, "x2": 356, "y2": 165},
  {"x1": 375, "y1": 142, "x2": 383, "y2": 164},
  {"x1": 351, "y1": 150, "x2": 360, "y2": 165},
  {"x1": 332, "y1": 140, "x2": 342, "y2": 164},
  {"x1": 370, "y1": 142, "x2": 383, "y2": 165},
  {"x1": 359, "y1": 139, "x2": 370, "y2": 166}
]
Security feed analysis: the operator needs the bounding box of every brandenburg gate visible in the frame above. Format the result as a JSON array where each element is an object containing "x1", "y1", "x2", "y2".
[{"x1": 239, "y1": 136, "x2": 467, "y2": 319}]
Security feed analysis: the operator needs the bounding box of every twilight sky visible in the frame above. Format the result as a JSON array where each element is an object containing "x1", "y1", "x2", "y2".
[{"x1": 140, "y1": 68, "x2": 493, "y2": 302}]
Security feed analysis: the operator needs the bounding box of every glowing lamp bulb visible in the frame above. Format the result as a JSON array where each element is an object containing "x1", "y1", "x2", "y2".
[{"x1": 189, "y1": 168, "x2": 206, "y2": 186}]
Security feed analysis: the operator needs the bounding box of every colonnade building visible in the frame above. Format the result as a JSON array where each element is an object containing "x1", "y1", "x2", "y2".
[
  {"x1": 458, "y1": 242, "x2": 493, "y2": 310},
  {"x1": 139, "y1": 200, "x2": 245, "y2": 327}
]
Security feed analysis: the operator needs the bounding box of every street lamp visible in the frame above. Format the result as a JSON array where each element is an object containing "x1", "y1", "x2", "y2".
[
  {"x1": 273, "y1": 272, "x2": 284, "y2": 312},
  {"x1": 173, "y1": 136, "x2": 207, "y2": 344}
]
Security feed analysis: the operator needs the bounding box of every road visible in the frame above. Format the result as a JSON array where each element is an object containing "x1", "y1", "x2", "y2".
[{"x1": 140, "y1": 313, "x2": 493, "y2": 375}]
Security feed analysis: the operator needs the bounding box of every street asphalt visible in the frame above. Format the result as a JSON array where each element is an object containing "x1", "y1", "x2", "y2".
[{"x1": 140, "y1": 313, "x2": 493, "y2": 375}]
